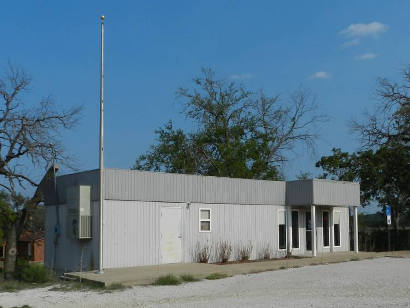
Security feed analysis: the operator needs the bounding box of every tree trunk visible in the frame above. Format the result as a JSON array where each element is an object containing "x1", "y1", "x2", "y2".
[
  {"x1": 393, "y1": 211, "x2": 400, "y2": 250},
  {"x1": 4, "y1": 222, "x2": 18, "y2": 279}
]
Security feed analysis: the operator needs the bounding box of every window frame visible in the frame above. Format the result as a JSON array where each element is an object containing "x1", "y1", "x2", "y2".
[
  {"x1": 305, "y1": 211, "x2": 312, "y2": 251},
  {"x1": 278, "y1": 209, "x2": 287, "y2": 251},
  {"x1": 199, "y1": 208, "x2": 212, "y2": 233},
  {"x1": 291, "y1": 209, "x2": 300, "y2": 249},
  {"x1": 333, "y1": 210, "x2": 342, "y2": 248},
  {"x1": 322, "y1": 210, "x2": 330, "y2": 248}
]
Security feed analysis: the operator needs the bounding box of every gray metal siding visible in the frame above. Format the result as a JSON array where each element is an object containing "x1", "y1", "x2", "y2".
[
  {"x1": 183, "y1": 202, "x2": 287, "y2": 262},
  {"x1": 101, "y1": 200, "x2": 288, "y2": 268},
  {"x1": 102, "y1": 200, "x2": 162, "y2": 268},
  {"x1": 312, "y1": 180, "x2": 360, "y2": 206},
  {"x1": 287, "y1": 179, "x2": 360, "y2": 207},
  {"x1": 286, "y1": 180, "x2": 313, "y2": 206},
  {"x1": 50, "y1": 169, "x2": 359, "y2": 208},
  {"x1": 55, "y1": 169, "x2": 100, "y2": 204},
  {"x1": 46, "y1": 201, "x2": 351, "y2": 270},
  {"x1": 104, "y1": 169, "x2": 286, "y2": 205},
  {"x1": 44, "y1": 202, "x2": 100, "y2": 273}
]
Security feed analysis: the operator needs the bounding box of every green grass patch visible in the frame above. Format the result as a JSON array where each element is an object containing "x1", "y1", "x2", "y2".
[
  {"x1": 179, "y1": 274, "x2": 199, "y2": 282},
  {"x1": 153, "y1": 274, "x2": 181, "y2": 285},
  {"x1": 350, "y1": 257, "x2": 360, "y2": 261},
  {"x1": 279, "y1": 266, "x2": 287, "y2": 270},
  {"x1": 205, "y1": 273, "x2": 228, "y2": 280},
  {"x1": 105, "y1": 283, "x2": 130, "y2": 291}
]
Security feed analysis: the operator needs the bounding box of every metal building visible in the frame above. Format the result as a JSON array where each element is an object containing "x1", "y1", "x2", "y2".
[{"x1": 43, "y1": 168, "x2": 360, "y2": 272}]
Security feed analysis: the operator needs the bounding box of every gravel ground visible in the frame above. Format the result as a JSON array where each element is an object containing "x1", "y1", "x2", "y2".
[{"x1": 1, "y1": 257, "x2": 409, "y2": 308}]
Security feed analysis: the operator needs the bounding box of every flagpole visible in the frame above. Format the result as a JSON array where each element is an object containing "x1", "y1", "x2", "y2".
[{"x1": 98, "y1": 15, "x2": 105, "y2": 274}]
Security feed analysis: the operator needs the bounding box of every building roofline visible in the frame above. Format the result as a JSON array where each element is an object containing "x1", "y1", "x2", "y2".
[{"x1": 56, "y1": 168, "x2": 359, "y2": 186}]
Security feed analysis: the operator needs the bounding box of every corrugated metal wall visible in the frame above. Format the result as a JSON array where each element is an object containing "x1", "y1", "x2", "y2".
[
  {"x1": 102, "y1": 200, "x2": 161, "y2": 268},
  {"x1": 46, "y1": 200, "x2": 351, "y2": 270},
  {"x1": 286, "y1": 180, "x2": 313, "y2": 206},
  {"x1": 103, "y1": 169, "x2": 286, "y2": 205},
  {"x1": 312, "y1": 180, "x2": 360, "y2": 207},
  {"x1": 286, "y1": 179, "x2": 360, "y2": 207},
  {"x1": 44, "y1": 169, "x2": 356, "y2": 271},
  {"x1": 44, "y1": 202, "x2": 100, "y2": 273},
  {"x1": 55, "y1": 169, "x2": 100, "y2": 204},
  {"x1": 183, "y1": 202, "x2": 287, "y2": 262},
  {"x1": 50, "y1": 169, "x2": 359, "y2": 207},
  {"x1": 101, "y1": 201, "x2": 351, "y2": 268},
  {"x1": 102, "y1": 200, "x2": 287, "y2": 268}
]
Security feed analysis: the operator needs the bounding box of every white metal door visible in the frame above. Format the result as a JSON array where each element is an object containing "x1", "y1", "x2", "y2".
[{"x1": 160, "y1": 206, "x2": 182, "y2": 264}]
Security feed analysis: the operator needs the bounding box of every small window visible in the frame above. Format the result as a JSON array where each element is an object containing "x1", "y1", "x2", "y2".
[
  {"x1": 278, "y1": 210, "x2": 286, "y2": 250},
  {"x1": 27, "y1": 243, "x2": 32, "y2": 257},
  {"x1": 199, "y1": 209, "x2": 211, "y2": 232},
  {"x1": 292, "y1": 210, "x2": 299, "y2": 249},
  {"x1": 334, "y1": 211, "x2": 341, "y2": 247},
  {"x1": 323, "y1": 211, "x2": 330, "y2": 247}
]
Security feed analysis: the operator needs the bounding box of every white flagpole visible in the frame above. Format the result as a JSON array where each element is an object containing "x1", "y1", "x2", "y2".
[{"x1": 98, "y1": 15, "x2": 105, "y2": 274}]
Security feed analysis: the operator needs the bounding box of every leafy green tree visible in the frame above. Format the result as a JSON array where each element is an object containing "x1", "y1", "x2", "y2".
[
  {"x1": 135, "y1": 69, "x2": 326, "y2": 180},
  {"x1": 316, "y1": 67, "x2": 410, "y2": 248}
]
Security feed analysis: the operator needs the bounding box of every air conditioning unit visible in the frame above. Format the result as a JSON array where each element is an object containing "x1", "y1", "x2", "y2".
[{"x1": 66, "y1": 185, "x2": 92, "y2": 239}]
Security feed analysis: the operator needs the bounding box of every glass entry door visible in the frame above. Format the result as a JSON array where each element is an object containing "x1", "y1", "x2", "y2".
[{"x1": 306, "y1": 212, "x2": 312, "y2": 251}]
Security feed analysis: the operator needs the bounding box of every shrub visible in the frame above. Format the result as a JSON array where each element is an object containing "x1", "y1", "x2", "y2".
[
  {"x1": 180, "y1": 274, "x2": 199, "y2": 282},
  {"x1": 237, "y1": 242, "x2": 253, "y2": 261},
  {"x1": 153, "y1": 274, "x2": 181, "y2": 285},
  {"x1": 205, "y1": 273, "x2": 228, "y2": 280},
  {"x1": 258, "y1": 244, "x2": 272, "y2": 260},
  {"x1": 194, "y1": 242, "x2": 211, "y2": 263},
  {"x1": 15, "y1": 260, "x2": 54, "y2": 283},
  {"x1": 216, "y1": 241, "x2": 232, "y2": 263},
  {"x1": 21, "y1": 263, "x2": 53, "y2": 283},
  {"x1": 14, "y1": 258, "x2": 30, "y2": 281}
]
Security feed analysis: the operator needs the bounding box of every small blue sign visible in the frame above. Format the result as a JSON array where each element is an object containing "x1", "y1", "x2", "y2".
[{"x1": 386, "y1": 206, "x2": 391, "y2": 216}]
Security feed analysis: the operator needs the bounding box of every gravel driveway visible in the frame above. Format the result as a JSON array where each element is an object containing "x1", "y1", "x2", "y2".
[{"x1": 1, "y1": 257, "x2": 409, "y2": 308}]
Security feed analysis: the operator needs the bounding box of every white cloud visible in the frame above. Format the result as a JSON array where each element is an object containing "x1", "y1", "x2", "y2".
[
  {"x1": 340, "y1": 22, "x2": 388, "y2": 47},
  {"x1": 340, "y1": 22, "x2": 388, "y2": 38},
  {"x1": 356, "y1": 53, "x2": 377, "y2": 61},
  {"x1": 230, "y1": 73, "x2": 253, "y2": 80},
  {"x1": 311, "y1": 71, "x2": 331, "y2": 79}
]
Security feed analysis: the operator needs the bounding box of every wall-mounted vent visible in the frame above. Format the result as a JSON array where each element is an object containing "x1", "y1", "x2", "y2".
[{"x1": 66, "y1": 185, "x2": 92, "y2": 239}]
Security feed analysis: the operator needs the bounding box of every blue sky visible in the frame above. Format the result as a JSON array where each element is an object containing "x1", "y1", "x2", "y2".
[{"x1": 1, "y1": 1, "x2": 409, "y2": 191}]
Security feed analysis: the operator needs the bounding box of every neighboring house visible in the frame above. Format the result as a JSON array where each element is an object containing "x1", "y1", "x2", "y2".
[
  {"x1": 0, "y1": 232, "x2": 44, "y2": 263},
  {"x1": 42, "y1": 168, "x2": 360, "y2": 273},
  {"x1": 18, "y1": 232, "x2": 45, "y2": 263}
]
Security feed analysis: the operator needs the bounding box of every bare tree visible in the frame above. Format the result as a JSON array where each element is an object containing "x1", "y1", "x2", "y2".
[
  {"x1": 0, "y1": 64, "x2": 81, "y2": 278},
  {"x1": 252, "y1": 89, "x2": 327, "y2": 164},
  {"x1": 351, "y1": 67, "x2": 410, "y2": 148}
]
